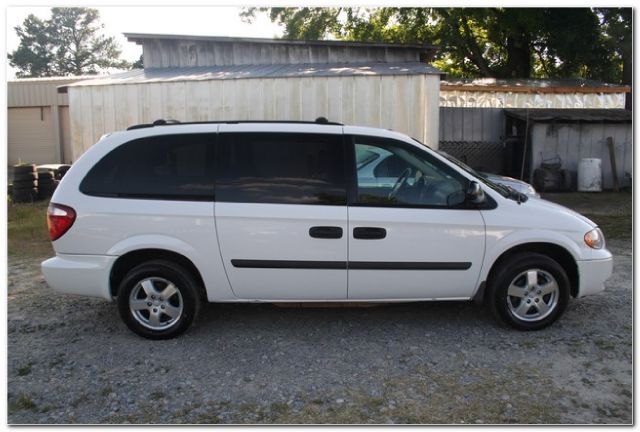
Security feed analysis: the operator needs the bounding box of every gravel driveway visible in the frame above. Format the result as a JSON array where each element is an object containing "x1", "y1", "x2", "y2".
[{"x1": 7, "y1": 237, "x2": 631, "y2": 424}]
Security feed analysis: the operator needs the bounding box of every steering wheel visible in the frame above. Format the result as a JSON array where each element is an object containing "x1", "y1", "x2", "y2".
[
  {"x1": 416, "y1": 174, "x2": 431, "y2": 202},
  {"x1": 388, "y1": 167, "x2": 412, "y2": 201}
]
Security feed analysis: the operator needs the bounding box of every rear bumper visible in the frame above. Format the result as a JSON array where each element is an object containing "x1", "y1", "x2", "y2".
[
  {"x1": 576, "y1": 255, "x2": 614, "y2": 298},
  {"x1": 41, "y1": 254, "x2": 116, "y2": 301}
]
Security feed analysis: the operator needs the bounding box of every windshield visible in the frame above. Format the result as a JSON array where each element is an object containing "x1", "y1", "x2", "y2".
[
  {"x1": 408, "y1": 137, "x2": 511, "y2": 198},
  {"x1": 436, "y1": 150, "x2": 511, "y2": 198}
]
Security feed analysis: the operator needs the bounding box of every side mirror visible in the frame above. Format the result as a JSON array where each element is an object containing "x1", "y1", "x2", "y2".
[{"x1": 466, "y1": 181, "x2": 485, "y2": 204}]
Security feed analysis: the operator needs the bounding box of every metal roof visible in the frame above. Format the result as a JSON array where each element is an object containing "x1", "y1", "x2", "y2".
[
  {"x1": 63, "y1": 62, "x2": 442, "y2": 88},
  {"x1": 441, "y1": 78, "x2": 630, "y2": 94},
  {"x1": 8, "y1": 75, "x2": 100, "y2": 83},
  {"x1": 504, "y1": 108, "x2": 632, "y2": 123}
]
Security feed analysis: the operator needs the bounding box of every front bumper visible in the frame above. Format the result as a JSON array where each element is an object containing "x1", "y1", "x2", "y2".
[
  {"x1": 41, "y1": 254, "x2": 116, "y2": 301},
  {"x1": 576, "y1": 255, "x2": 614, "y2": 298}
]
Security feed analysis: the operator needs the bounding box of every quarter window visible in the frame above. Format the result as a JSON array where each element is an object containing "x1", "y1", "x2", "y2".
[
  {"x1": 353, "y1": 136, "x2": 467, "y2": 207},
  {"x1": 80, "y1": 134, "x2": 215, "y2": 200},
  {"x1": 216, "y1": 133, "x2": 346, "y2": 205}
]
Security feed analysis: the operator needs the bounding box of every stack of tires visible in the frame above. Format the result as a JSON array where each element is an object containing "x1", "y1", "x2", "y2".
[
  {"x1": 56, "y1": 165, "x2": 71, "y2": 180},
  {"x1": 11, "y1": 164, "x2": 38, "y2": 203},
  {"x1": 37, "y1": 169, "x2": 59, "y2": 200}
]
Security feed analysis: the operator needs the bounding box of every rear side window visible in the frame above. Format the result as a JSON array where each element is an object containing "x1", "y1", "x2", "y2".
[
  {"x1": 80, "y1": 134, "x2": 215, "y2": 200},
  {"x1": 216, "y1": 133, "x2": 346, "y2": 205}
]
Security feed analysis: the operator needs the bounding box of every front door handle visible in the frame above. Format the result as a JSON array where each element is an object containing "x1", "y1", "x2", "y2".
[
  {"x1": 309, "y1": 226, "x2": 343, "y2": 239},
  {"x1": 353, "y1": 227, "x2": 387, "y2": 240}
]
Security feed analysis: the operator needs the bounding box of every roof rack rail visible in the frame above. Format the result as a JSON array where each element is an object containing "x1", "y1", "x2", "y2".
[
  {"x1": 127, "y1": 118, "x2": 342, "y2": 130},
  {"x1": 153, "y1": 119, "x2": 181, "y2": 126},
  {"x1": 127, "y1": 119, "x2": 182, "y2": 130}
]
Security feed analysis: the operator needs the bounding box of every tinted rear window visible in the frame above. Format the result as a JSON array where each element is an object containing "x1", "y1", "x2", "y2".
[
  {"x1": 80, "y1": 134, "x2": 215, "y2": 200},
  {"x1": 216, "y1": 133, "x2": 346, "y2": 205}
]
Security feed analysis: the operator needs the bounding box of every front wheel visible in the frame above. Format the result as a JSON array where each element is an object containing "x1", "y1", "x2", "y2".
[
  {"x1": 117, "y1": 260, "x2": 201, "y2": 339},
  {"x1": 488, "y1": 253, "x2": 570, "y2": 330}
]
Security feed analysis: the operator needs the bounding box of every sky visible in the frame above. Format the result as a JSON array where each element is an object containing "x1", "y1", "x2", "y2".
[{"x1": 6, "y1": 6, "x2": 285, "y2": 76}]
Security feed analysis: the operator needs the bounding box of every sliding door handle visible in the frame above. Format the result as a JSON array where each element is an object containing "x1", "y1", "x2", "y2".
[
  {"x1": 309, "y1": 226, "x2": 343, "y2": 239},
  {"x1": 353, "y1": 227, "x2": 387, "y2": 240}
]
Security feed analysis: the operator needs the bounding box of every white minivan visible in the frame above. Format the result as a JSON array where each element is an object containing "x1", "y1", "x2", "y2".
[{"x1": 42, "y1": 120, "x2": 613, "y2": 339}]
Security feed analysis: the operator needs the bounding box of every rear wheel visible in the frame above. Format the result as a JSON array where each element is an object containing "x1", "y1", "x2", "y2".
[
  {"x1": 117, "y1": 260, "x2": 201, "y2": 339},
  {"x1": 488, "y1": 253, "x2": 569, "y2": 330}
]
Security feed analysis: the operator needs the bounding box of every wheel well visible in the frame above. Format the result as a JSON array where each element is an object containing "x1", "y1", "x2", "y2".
[
  {"x1": 110, "y1": 249, "x2": 207, "y2": 299},
  {"x1": 484, "y1": 243, "x2": 579, "y2": 299}
]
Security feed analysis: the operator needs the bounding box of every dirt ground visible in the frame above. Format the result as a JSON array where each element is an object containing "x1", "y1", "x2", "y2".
[{"x1": 7, "y1": 192, "x2": 632, "y2": 424}]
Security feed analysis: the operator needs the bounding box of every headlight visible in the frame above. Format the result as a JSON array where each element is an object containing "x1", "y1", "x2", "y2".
[{"x1": 584, "y1": 228, "x2": 605, "y2": 249}]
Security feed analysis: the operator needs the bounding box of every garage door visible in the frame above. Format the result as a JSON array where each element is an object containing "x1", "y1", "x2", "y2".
[{"x1": 8, "y1": 107, "x2": 56, "y2": 165}]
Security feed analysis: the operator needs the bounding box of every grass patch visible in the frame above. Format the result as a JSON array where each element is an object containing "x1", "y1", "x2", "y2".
[
  {"x1": 9, "y1": 393, "x2": 37, "y2": 412},
  {"x1": 17, "y1": 363, "x2": 33, "y2": 376},
  {"x1": 72, "y1": 393, "x2": 89, "y2": 408},
  {"x1": 7, "y1": 201, "x2": 53, "y2": 258},
  {"x1": 99, "y1": 386, "x2": 113, "y2": 397},
  {"x1": 171, "y1": 366, "x2": 563, "y2": 424},
  {"x1": 150, "y1": 391, "x2": 165, "y2": 400},
  {"x1": 542, "y1": 191, "x2": 631, "y2": 240},
  {"x1": 581, "y1": 213, "x2": 631, "y2": 240},
  {"x1": 519, "y1": 340, "x2": 538, "y2": 349},
  {"x1": 594, "y1": 339, "x2": 617, "y2": 351}
]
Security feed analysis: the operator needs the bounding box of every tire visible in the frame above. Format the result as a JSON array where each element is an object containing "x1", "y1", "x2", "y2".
[
  {"x1": 13, "y1": 164, "x2": 36, "y2": 175},
  {"x1": 12, "y1": 188, "x2": 37, "y2": 203},
  {"x1": 57, "y1": 166, "x2": 71, "y2": 179},
  {"x1": 487, "y1": 252, "x2": 570, "y2": 330},
  {"x1": 38, "y1": 185, "x2": 57, "y2": 193},
  {"x1": 37, "y1": 189, "x2": 55, "y2": 200},
  {"x1": 13, "y1": 172, "x2": 38, "y2": 182},
  {"x1": 38, "y1": 171, "x2": 55, "y2": 180},
  {"x1": 560, "y1": 169, "x2": 572, "y2": 191},
  {"x1": 117, "y1": 260, "x2": 202, "y2": 339},
  {"x1": 532, "y1": 169, "x2": 545, "y2": 193},
  {"x1": 12, "y1": 180, "x2": 38, "y2": 189}
]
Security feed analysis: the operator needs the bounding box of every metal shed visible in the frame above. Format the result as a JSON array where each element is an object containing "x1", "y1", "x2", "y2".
[
  {"x1": 64, "y1": 34, "x2": 443, "y2": 161},
  {"x1": 504, "y1": 108, "x2": 632, "y2": 190},
  {"x1": 436, "y1": 78, "x2": 631, "y2": 177}
]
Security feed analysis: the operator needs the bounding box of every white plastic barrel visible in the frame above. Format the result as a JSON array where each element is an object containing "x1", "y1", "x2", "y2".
[{"x1": 577, "y1": 158, "x2": 602, "y2": 192}]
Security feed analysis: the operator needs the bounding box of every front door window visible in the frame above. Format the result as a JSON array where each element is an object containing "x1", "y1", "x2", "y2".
[{"x1": 354, "y1": 136, "x2": 467, "y2": 207}]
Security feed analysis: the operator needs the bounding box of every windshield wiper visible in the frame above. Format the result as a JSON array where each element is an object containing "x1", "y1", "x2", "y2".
[{"x1": 505, "y1": 186, "x2": 528, "y2": 204}]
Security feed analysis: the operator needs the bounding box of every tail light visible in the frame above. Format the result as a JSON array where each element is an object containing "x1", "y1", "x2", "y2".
[{"x1": 47, "y1": 203, "x2": 76, "y2": 241}]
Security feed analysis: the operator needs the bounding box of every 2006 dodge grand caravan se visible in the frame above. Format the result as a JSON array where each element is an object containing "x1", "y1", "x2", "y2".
[{"x1": 42, "y1": 120, "x2": 613, "y2": 339}]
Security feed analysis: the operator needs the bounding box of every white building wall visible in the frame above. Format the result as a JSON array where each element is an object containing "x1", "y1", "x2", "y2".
[{"x1": 69, "y1": 74, "x2": 440, "y2": 160}]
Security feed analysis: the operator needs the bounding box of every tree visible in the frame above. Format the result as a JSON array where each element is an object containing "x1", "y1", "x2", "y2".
[
  {"x1": 132, "y1": 54, "x2": 144, "y2": 69},
  {"x1": 242, "y1": 7, "x2": 629, "y2": 83},
  {"x1": 595, "y1": 8, "x2": 632, "y2": 108},
  {"x1": 8, "y1": 14, "x2": 56, "y2": 77},
  {"x1": 9, "y1": 7, "x2": 130, "y2": 77}
]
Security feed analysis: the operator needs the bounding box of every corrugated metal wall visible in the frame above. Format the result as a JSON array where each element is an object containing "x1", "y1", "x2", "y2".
[
  {"x1": 68, "y1": 74, "x2": 440, "y2": 159},
  {"x1": 530, "y1": 122, "x2": 632, "y2": 189},
  {"x1": 8, "y1": 79, "x2": 74, "y2": 107},
  {"x1": 440, "y1": 90, "x2": 626, "y2": 109},
  {"x1": 439, "y1": 107, "x2": 504, "y2": 142},
  {"x1": 140, "y1": 38, "x2": 425, "y2": 68},
  {"x1": 438, "y1": 107, "x2": 506, "y2": 174}
]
